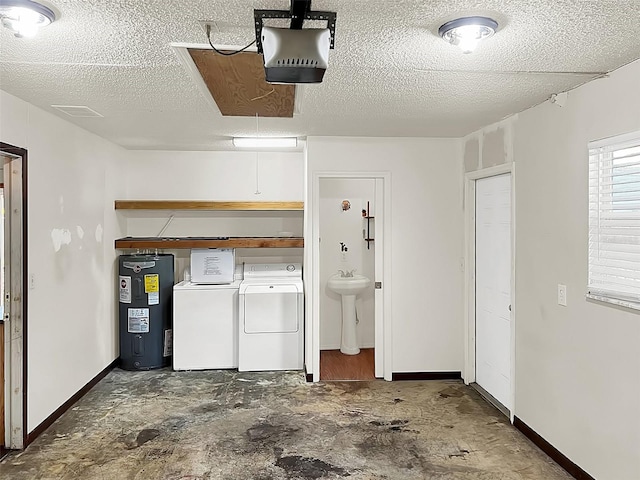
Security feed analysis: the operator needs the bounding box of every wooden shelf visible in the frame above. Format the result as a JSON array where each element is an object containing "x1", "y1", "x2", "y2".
[
  {"x1": 115, "y1": 200, "x2": 303, "y2": 211},
  {"x1": 115, "y1": 237, "x2": 304, "y2": 249}
]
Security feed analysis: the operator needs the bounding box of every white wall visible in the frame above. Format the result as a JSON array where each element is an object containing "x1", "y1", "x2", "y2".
[
  {"x1": 0, "y1": 90, "x2": 126, "y2": 432},
  {"x1": 124, "y1": 150, "x2": 304, "y2": 201},
  {"x1": 123, "y1": 150, "x2": 304, "y2": 240},
  {"x1": 122, "y1": 150, "x2": 305, "y2": 277},
  {"x1": 464, "y1": 59, "x2": 640, "y2": 480},
  {"x1": 319, "y1": 178, "x2": 375, "y2": 350},
  {"x1": 306, "y1": 137, "x2": 464, "y2": 374}
]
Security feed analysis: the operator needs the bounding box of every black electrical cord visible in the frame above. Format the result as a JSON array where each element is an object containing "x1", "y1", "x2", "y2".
[{"x1": 206, "y1": 24, "x2": 256, "y2": 56}]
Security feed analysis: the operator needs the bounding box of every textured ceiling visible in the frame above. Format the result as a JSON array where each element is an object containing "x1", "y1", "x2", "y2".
[{"x1": 1, "y1": 0, "x2": 640, "y2": 150}]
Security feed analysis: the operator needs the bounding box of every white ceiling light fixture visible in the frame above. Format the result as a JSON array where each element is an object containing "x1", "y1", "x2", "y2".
[
  {"x1": 232, "y1": 137, "x2": 298, "y2": 149},
  {"x1": 439, "y1": 16, "x2": 498, "y2": 54},
  {"x1": 0, "y1": 0, "x2": 56, "y2": 38}
]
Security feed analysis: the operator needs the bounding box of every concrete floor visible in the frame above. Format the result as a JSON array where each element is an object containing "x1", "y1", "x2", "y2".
[{"x1": 0, "y1": 369, "x2": 572, "y2": 480}]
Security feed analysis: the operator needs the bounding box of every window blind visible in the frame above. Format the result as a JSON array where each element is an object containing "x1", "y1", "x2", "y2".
[{"x1": 588, "y1": 130, "x2": 640, "y2": 302}]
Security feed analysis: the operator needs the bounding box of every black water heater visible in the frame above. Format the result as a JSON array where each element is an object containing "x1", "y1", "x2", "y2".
[{"x1": 118, "y1": 253, "x2": 174, "y2": 370}]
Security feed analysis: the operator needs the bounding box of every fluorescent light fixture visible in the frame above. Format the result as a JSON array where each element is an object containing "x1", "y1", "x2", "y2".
[
  {"x1": 439, "y1": 16, "x2": 498, "y2": 54},
  {"x1": 233, "y1": 137, "x2": 298, "y2": 148},
  {"x1": 0, "y1": 0, "x2": 56, "y2": 38}
]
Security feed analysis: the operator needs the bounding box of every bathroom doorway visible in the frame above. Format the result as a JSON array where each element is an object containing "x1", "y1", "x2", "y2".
[
  {"x1": 318, "y1": 178, "x2": 375, "y2": 380},
  {"x1": 309, "y1": 172, "x2": 391, "y2": 382}
]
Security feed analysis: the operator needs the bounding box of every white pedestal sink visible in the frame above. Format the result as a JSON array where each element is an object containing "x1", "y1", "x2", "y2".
[{"x1": 327, "y1": 273, "x2": 371, "y2": 355}]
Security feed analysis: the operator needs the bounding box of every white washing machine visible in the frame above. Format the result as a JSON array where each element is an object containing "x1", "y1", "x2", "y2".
[
  {"x1": 238, "y1": 263, "x2": 304, "y2": 372},
  {"x1": 173, "y1": 280, "x2": 241, "y2": 370}
]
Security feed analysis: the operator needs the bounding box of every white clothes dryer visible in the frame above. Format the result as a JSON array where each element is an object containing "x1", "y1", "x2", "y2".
[{"x1": 238, "y1": 263, "x2": 303, "y2": 372}]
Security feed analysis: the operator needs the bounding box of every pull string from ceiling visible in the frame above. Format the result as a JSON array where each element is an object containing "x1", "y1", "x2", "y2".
[
  {"x1": 205, "y1": 24, "x2": 256, "y2": 56},
  {"x1": 255, "y1": 113, "x2": 262, "y2": 195}
]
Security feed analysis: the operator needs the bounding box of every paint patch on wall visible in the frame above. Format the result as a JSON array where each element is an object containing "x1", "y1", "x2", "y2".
[
  {"x1": 464, "y1": 138, "x2": 480, "y2": 173},
  {"x1": 76, "y1": 226, "x2": 85, "y2": 240},
  {"x1": 95, "y1": 224, "x2": 103, "y2": 243},
  {"x1": 482, "y1": 128, "x2": 507, "y2": 167},
  {"x1": 51, "y1": 229, "x2": 72, "y2": 252}
]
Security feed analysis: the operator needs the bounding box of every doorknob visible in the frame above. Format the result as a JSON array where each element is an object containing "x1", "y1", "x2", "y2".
[{"x1": 508, "y1": 304, "x2": 512, "y2": 311}]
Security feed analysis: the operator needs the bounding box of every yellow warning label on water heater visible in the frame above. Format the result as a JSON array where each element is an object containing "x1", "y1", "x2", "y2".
[{"x1": 144, "y1": 274, "x2": 159, "y2": 293}]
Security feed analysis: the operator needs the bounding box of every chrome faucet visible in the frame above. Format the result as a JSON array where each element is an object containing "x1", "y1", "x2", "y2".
[{"x1": 338, "y1": 269, "x2": 356, "y2": 278}]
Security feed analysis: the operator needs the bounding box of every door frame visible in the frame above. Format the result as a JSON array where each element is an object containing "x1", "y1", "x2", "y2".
[
  {"x1": 309, "y1": 171, "x2": 392, "y2": 381},
  {"x1": 0, "y1": 142, "x2": 28, "y2": 450},
  {"x1": 463, "y1": 163, "x2": 516, "y2": 420}
]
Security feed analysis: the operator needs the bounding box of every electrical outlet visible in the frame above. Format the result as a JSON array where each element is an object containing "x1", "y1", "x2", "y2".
[
  {"x1": 558, "y1": 284, "x2": 567, "y2": 306},
  {"x1": 30, "y1": 273, "x2": 35, "y2": 290}
]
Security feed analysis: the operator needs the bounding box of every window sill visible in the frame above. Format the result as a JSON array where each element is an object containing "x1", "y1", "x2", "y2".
[{"x1": 585, "y1": 293, "x2": 640, "y2": 312}]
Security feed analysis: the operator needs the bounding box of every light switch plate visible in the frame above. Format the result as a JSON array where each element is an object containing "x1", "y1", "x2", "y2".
[{"x1": 558, "y1": 284, "x2": 567, "y2": 306}]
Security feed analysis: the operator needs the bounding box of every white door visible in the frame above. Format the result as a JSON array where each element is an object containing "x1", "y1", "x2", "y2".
[{"x1": 475, "y1": 173, "x2": 512, "y2": 410}]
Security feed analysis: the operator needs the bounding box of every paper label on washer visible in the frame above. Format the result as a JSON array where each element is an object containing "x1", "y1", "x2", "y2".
[
  {"x1": 144, "y1": 274, "x2": 159, "y2": 293},
  {"x1": 163, "y1": 329, "x2": 173, "y2": 357},
  {"x1": 148, "y1": 291, "x2": 159, "y2": 306},
  {"x1": 119, "y1": 276, "x2": 131, "y2": 303},
  {"x1": 128, "y1": 308, "x2": 149, "y2": 333}
]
